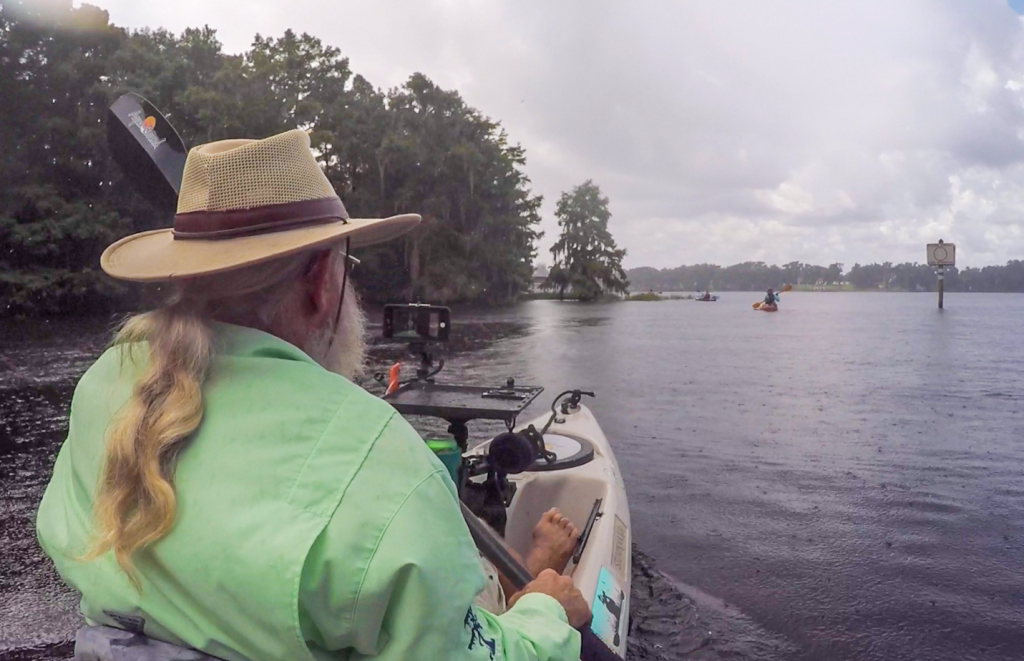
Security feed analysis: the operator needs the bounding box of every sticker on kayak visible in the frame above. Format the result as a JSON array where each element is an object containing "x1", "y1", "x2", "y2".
[
  {"x1": 611, "y1": 515, "x2": 629, "y2": 579},
  {"x1": 591, "y1": 566, "x2": 626, "y2": 650}
]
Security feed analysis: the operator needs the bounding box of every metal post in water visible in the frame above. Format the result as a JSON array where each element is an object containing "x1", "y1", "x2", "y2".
[
  {"x1": 938, "y1": 265, "x2": 944, "y2": 309},
  {"x1": 928, "y1": 239, "x2": 954, "y2": 310}
]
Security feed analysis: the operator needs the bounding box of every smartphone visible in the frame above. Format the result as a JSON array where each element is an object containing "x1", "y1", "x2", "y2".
[{"x1": 383, "y1": 304, "x2": 451, "y2": 342}]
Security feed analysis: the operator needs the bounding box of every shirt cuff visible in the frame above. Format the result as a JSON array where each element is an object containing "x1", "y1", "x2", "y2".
[{"x1": 506, "y1": 592, "x2": 571, "y2": 624}]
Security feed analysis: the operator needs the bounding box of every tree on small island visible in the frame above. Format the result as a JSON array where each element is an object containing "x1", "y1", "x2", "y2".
[{"x1": 544, "y1": 181, "x2": 629, "y2": 301}]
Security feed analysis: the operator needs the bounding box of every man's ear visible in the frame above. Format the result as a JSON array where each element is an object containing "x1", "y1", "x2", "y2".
[{"x1": 301, "y1": 250, "x2": 336, "y2": 325}]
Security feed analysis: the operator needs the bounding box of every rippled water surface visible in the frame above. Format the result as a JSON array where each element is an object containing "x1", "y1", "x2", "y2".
[{"x1": 3, "y1": 293, "x2": 1024, "y2": 660}]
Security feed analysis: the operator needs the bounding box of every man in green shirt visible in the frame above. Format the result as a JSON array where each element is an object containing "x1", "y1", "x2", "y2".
[{"x1": 36, "y1": 129, "x2": 587, "y2": 661}]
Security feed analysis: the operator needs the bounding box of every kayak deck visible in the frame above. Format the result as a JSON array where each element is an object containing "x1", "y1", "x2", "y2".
[{"x1": 507, "y1": 404, "x2": 631, "y2": 654}]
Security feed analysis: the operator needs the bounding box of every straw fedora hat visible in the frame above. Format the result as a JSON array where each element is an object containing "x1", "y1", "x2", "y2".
[{"x1": 101, "y1": 129, "x2": 420, "y2": 282}]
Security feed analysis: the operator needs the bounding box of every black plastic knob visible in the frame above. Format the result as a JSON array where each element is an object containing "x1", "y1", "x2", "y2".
[{"x1": 488, "y1": 432, "x2": 536, "y2": 474}]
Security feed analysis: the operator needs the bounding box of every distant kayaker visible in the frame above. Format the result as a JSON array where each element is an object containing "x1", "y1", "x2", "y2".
[
  {"x1": 764, "y1": 288, "x2": 778, "y2": 306},
  {"x1": 702, "y1": 289, "x2": 712, "y2": 301},
  {"x1": 36, "y1": 130, "x2": 587, "y2": 661}
]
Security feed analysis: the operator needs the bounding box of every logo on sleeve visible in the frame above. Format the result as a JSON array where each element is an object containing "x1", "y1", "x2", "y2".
[{"x1": 464, "y1": 608, "x2": 496, "y2": 660}]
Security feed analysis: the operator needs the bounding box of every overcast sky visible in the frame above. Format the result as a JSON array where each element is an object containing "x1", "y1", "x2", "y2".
[{"x1": 82, "y1": 0, "x2": 1024, "y2": 269}]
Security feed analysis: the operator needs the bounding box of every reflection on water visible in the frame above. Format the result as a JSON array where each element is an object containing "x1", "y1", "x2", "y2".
[{"x1": 4, "y1": 293, "x2": 1024, "y2": 660}]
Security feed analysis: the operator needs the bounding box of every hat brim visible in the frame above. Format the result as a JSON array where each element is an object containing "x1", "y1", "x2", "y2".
[{"x1": 101, "y1": 214, "x2": 420, "y2": 282}]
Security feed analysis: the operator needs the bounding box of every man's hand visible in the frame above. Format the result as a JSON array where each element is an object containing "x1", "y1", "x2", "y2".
[{"x1": 507, "y1": 569, "x2": 592, "y2": 629}]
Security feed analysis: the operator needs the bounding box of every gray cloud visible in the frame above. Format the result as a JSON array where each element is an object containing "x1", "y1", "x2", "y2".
[{"x1": 91, "y1": 0, "x2": 1024, "y2": 267}]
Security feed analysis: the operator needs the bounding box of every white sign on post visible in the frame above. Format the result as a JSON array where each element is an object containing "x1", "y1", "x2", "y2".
[{"x1": 927, "y1": 242, "x2": 955, "y2": 266}]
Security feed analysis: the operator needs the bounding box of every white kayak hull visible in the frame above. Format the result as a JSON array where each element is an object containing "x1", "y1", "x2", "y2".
[{"x1": 490, "y1": 404, "x2": 632, "y2": 656}]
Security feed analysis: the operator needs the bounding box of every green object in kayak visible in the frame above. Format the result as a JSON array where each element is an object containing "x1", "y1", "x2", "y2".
[{"x1": 426, "y1": 438, "x2": 462, "y2": 485}]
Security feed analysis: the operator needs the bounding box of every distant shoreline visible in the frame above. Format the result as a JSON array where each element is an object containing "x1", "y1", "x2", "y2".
[
  {"x1": 624, "y1": 261, "x2": 1024, "y2": 294},
  {"x1": 526, "y1": 288, "x2": 1020, "y2": 303},
  {"x1": 624, "y1": 286, "x2": 1015, "y2": 294}
]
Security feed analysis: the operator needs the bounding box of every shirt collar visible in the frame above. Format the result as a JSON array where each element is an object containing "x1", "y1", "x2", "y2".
[{"x1": 209, "y1": 321, "x2": 321, "y2": 367}]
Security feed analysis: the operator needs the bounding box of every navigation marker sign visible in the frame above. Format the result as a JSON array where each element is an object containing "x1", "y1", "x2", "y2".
[
  {"x1": 928, "y1": 240, "x2": 955, "y2": 309},
  {"x1": 927, "y1": 242, "x2": 956, "y2": 266}
]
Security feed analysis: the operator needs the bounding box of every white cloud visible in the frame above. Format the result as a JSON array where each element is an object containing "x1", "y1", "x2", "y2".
[{"x1": 86, "y1": 0, "x2": 1024, "y2": 268}]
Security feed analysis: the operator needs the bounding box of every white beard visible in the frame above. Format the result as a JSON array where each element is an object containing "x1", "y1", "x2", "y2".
[{"x1": 307, "y1": 282, "x2": 368, "y2": 380}]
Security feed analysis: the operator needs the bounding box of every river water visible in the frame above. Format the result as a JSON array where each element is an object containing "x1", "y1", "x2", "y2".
[{"x1": 3, "y1": 292, "x2": 1024, "y2": 660}]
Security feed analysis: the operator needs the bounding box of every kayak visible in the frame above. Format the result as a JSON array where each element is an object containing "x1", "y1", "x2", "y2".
[
  {"x1": 758, "y1": 303, "x2": 778, "y2": 312},
  {"x1": 695, "y1": 296, "x2": 718, "y2": 302},
  {"x1": 475, "y1": 402, "x2": 632, "y2": 655}
]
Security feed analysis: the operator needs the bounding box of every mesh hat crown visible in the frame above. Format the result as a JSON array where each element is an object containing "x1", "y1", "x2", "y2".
[
  {"x1": 177, "y1": 130, "x2": 337, "y2": 214},
  {"x1": 100, "y1": 129, "x2": 420, "y2": 282}
]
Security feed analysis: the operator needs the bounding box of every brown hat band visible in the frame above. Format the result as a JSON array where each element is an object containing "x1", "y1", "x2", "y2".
[{"x1": 173, "y1": 196, "x2": 349, "y2": 240}]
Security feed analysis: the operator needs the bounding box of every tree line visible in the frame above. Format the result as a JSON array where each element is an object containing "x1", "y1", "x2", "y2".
[
  {"x1": 628, "y1": 260, "x2": 1024, "y2": 293},
  {"x1": 1, "y1": 1, "x2": 545, "y2": 315}
]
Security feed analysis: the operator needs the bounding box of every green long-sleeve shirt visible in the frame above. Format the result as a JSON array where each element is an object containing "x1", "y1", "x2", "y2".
[{"x1": 36, "y1": 323, "x2": 580, "y2": 661}]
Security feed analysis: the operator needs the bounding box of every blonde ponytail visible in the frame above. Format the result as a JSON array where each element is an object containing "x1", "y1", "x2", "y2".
[
  {"x1": 85, "y1": 303, "x2": 213, "y2": 585},
  {"x1": 85, "y1": 249, "x2": 332, "y2": 586}
]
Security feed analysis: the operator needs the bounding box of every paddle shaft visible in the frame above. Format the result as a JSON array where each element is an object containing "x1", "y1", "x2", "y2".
[{"x1": 460, "y1": 502, "x2": 623, "y2": 660}]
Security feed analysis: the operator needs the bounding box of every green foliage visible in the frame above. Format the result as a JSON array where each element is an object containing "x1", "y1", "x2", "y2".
[
  {"x1": 956, "y1": 261, "x2": 1024, "y2": 291},
  {"x1": 843, "y1": 261, "x2": 1024, "y2": 292},
  {"x1": 1, "y1": 0, "x2": 131, "y2": 315},
  {"x1": 628, "y1": 262, "x2": 788, "y2": 292},
  {"x1": 1, "y1": 3, "x2": 542, "y2": 315},
  {"x1": 0, "y1": 267, "x2": 124, "y2": 316},
  {"x1": 348, "y1": 74, "x2": 542, "y2": 304},
  {"x1": 545, "y1": 181, "x2": 628, "y2": 301}
]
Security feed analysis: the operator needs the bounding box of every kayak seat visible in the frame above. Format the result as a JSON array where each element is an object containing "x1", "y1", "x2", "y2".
[{"x1": 75, "y1": 627, "x2": 223, "y2": 661}]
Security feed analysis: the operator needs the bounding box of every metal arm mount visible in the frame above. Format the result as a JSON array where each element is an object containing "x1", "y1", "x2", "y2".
[{"x1": 409, "y1": 341, "x2": 445, "y2": 383}]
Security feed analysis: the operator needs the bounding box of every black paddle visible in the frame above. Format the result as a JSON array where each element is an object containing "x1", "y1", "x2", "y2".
[
  {"x1": 107, "y1": 92, "x2": 187, "y2": 212},
  {"x1": 461, "y1": 503, "x2": 624, "y2": 660}
]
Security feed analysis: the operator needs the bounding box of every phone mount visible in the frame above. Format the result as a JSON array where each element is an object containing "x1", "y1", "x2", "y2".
[{"x1": 378, "y1": 301, "x2": 542, "y2": 461}]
